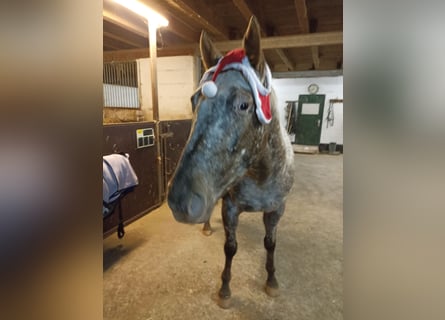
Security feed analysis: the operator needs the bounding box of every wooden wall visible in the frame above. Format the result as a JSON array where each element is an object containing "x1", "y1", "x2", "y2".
[
  {"x1": 138, "y1": 55, "x2": 199, "y2": 121},
  {"x1": 103, "y1": 55, "x2": 199, "y2": 124}
]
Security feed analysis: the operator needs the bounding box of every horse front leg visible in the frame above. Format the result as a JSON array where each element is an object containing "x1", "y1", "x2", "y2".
[
  {"x1": 263, "y1": 204, "x2": 285, "y2": 297},
  {"x1": 217, "y1": 195, "x2": 239, "y2": 309}
]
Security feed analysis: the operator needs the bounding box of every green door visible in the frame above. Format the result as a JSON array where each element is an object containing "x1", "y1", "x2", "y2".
[{"x1": 294, "y1": 94, "x2": 325, "y2": 146}]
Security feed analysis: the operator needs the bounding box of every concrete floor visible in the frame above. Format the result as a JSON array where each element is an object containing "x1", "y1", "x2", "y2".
[{"x1": 103, "y1": 153, "x2": 343, "y2": 320}]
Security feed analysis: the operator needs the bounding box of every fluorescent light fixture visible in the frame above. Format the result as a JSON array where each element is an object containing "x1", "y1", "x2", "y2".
[{"x1": 113, "y1": 0, "x2": 169, "y2": 27}]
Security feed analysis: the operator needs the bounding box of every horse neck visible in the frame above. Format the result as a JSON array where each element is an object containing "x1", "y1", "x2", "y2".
[{"x1": 259, "y1": 95, "x2": 287, "y2": 156}]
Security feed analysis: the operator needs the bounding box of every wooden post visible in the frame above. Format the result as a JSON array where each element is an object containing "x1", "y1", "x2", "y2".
[
  {"x1": 149, "y1": 22, "x2": 159, "y2": 121},
  {"x1": 148, "y1": 22, "x2": 164, "y2": 201}
]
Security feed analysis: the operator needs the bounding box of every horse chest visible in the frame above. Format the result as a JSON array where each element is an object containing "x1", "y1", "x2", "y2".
[{"x1": 229, "y1": 171, "x2": 292, "y2": 212}]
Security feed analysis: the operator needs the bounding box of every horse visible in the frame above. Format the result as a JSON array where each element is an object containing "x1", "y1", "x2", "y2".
[{"x1": 167, "y1": 16, "x2": 295, "y2": 309}]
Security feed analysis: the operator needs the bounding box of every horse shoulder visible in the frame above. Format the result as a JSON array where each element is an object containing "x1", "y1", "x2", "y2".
[{"x1": 230, "y1": 148, "x2": 294, "y2": 212}]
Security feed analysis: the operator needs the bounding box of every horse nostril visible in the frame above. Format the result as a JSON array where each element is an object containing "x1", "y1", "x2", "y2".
[{"x1": 187, "y1": 193, "x2": 205, "y2": 220}]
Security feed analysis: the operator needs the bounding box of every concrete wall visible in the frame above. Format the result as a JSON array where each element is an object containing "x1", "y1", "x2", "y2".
[{"x1": 273, "y1": 76, "x2": 343, "y2": 145}]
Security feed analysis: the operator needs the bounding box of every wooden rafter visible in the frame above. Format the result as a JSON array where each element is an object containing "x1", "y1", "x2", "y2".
[
  {"x1": 103, "y1": 45, "x2": 199, "y2": 62},
  {"x1": 215, "y1": 32, "x2": 342, "y2": 52},
  {"x1": 232, "y1": 0, "x2": 294, "y2": 71},
  {"x1": 162, "y1": 0, "x2": 228, "y2": 39},
  {"x1": 294, "y1": 0, "x2": 310, "y2": 33},
  {"x1": 232, "y1": 0, "x2": 253, "y2": 22},
  {"x1": 168, "y1": 21, "x2": 199, "y2": 43},
  {"x1": 104, "y1": 13, "x2": 198, "y2": 45},
  {"x1": 130, "y1": 0, "x2": 199, "y2": 43},
  {"x1": 274, "y1": 49, "x2": 294, "y2": 71},
  {"x1": 103, "y1": 10, "x2": 147, "y2": 38},
  {"x1": 103, "y1": 31, "x2": 144, "y2": 48},
  {"x1": 294, "y1": 0, "x2": 320, "y2": 69},
  {"x1": 103, "y1": 32, "x2": 342, "y2": 62},
  {"x1": 103, "y1": 0, "x2": 198, "y2": 43},
  {"x1": 311, "y1": 46, "x2": 320, "y2": 69}
]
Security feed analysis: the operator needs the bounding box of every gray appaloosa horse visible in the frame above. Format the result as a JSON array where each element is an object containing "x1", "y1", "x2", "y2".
[{"x1": 167, "y1": 16, "x2": 294, "y2": 309}]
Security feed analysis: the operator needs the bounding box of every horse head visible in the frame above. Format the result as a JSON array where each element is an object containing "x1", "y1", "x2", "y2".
[{"x1": 168, "y1": 17, "x2": 277, "y2": 224}]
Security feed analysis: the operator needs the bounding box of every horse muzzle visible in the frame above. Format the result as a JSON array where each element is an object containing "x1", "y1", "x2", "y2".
[{"x1": 167, "y1": 189, "x2": 209, "y2": 224}]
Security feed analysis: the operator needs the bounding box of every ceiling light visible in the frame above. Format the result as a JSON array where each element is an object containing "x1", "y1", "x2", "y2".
[{"x1": 113, "y1": 0, "x2": 169, "y2": 27}]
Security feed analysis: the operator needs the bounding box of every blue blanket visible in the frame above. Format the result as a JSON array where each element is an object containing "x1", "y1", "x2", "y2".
[{"x1": 103, "y1": 153, "x2": 138, "y2": 216}]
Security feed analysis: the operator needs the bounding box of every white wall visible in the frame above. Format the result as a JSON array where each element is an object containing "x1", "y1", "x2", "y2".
[
  {"x1": 273, "y1": 76, "x2": 343, "y2": 144},
  {"x1": 138, "y1": 56, "x2": 199, "y2": 120}
]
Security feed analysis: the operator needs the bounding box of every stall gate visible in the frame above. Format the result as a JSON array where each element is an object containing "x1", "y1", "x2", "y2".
[{"x1": 103, "y1": 120, "x2": 192, "y2": 237}]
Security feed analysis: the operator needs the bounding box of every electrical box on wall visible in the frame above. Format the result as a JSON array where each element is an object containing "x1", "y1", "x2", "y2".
[{"x1": 136, "y1": 128, "x2": 155, "y2": 148}]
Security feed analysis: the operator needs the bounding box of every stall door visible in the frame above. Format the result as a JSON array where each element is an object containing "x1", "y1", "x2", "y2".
[
  {"x1": 103, "y1": 122, "x2": 161, "y2": 237},
  {"x1": 295, "y1": 94, "x2": 325, "y2": 148}
]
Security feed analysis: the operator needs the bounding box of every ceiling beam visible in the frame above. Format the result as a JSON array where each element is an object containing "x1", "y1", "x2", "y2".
[
  {"x1": 103, "y1": 45, "x2": 199, "y2": 62},
  {"x1": 103, "y1": 32, "x2": 342, "y2": 62},
  {"x1": 104, "y1": 31, "x2": 144, "y2": 48},
  {"x1": 104, "y1": 43, "x2": 122, "y2": 51},
  {"x1": 165, "y1": 20, "x2": 199, "y2": 43},
  {"x1": 294, "y1": 0, "x2": 310, "y2": 33},
  {"x1": 103, "y1": 0, "x2": 199, "y2": 42},
  {"x1": 215, "y1": 31, "x2": 342, "y2": 52},
  {"x1": 162, "y1": 0, "x2": 228, "y2": 39},
  {"x1": 103, "y1": 10, "x2": 147, "y2": 38},
  {"x1": 126, "y1": 0, "x2": 199, "y2": 43},
  {"x1": 103, "y1": 15, "x2": 197, "y2": 46},
  {"x1": 274, "y1": 49, "x2": 294, "y2": 71},
  {"x1": 311, "y1": 46, "x2": 320, "y2": 69},
  {"x1": 294, "y1": 0, "x2": 321, "y2": 69},
  {"x1": 232, "y1": 0, "x2": 294, "y2": 71},
  {"x1": 232, "y1": 0, "x2": 253, "y2": 21}
]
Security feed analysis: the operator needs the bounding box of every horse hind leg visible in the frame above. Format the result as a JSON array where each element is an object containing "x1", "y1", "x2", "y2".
[
  {"x1": 217, "y1": 195, "x2": 239, "y2": 309},
  {"x1": 202, "y1": 219, "x2": 213, "y2": 236},
  {"x1": 263, "y1": 205, "x2": 284, "y2": 297}
]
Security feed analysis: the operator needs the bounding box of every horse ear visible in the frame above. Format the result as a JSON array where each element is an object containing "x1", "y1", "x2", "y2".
[
  {"x1": 200, "y1": 31, "x2": 222, "y2": 70},
  {"x1": 242, "y1": 16, "x2": 265, "y2": 72}
]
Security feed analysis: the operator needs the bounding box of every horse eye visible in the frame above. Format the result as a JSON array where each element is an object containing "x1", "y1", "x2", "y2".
[{"x1": 238, "y1": 102, "x2": 249, "y2": 111}]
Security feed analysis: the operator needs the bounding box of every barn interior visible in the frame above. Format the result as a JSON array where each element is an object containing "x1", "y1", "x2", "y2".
[{"x1": 103, "y1": 1, "x2": 343, "y2": 319}]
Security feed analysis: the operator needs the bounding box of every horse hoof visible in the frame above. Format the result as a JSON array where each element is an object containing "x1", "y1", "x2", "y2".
[
  {"x1": 202, "y1": 228, "x2": 213, "y2": 236},
  {"x1": 217, "y1": 297, "x2": 232, "y2": 309},
  {"x1": 265, "y1": 285, "x2": 280, "y2": 297}
]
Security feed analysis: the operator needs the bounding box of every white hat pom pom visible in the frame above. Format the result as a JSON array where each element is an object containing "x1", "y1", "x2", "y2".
[{"x1": 201, "y1": 81, "x2": 217, "y2": 98}]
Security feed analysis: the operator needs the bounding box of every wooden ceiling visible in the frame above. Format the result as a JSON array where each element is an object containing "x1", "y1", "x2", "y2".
[{"x1": 103, "y1": 0, "x2": 343, "y2": 75}]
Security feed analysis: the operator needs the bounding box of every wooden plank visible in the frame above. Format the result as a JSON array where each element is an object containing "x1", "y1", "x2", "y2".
[
  {"x1": 293, "y1": 144, "x2": 319, "y2": 154},
  {"x1": 294, "y1": 0, "x2": 322, "y2": 70},
  {"x1": 232, "y1": 0, "x2": 252, "y2": 21},
  {"x1": 103, "y1": 10, "x2": 147, "y2": 38},
  {"x1": 311, "y1": 46, "x2": 320, "y2": 69},
  {"x1": 103, "y1": 44, "x2": 198, "y2": 62},
  {"x1": 294, "y1": 0, "x2": 310, "y2": 33},
  {"x1": 119, "y1": 0, "x2": 199, "y2": 43},
  {"x1": 165, "y1": 20, "x2": 199, "y2": 42},
  {"x1": 163, "y1": 0, "x2": 228, "y2": 39},
  {"x1": 274, "y1": 49, "x2": 294, "y2": 71},
  {"x1": 215, "y1": 31, "x2": 342, "y2": 51},
  {"x1": 103, "y1": 36, "x2": 135, "y2": 50},
  {"x1": 149, "y1": 25, "x2": 159, "y2": 121},
  {"x1": 104, "y1": 10, "x2": 197, "y2": 44},
  {"x1": 104, "y1": 31, "x2": 143, "y2": 48},
  {"x1": 231, "y1": 0, "x2": 293, "y2": 70},
  {"x1": 103, "y1": 32, "x2": 342, "y2": 62}
]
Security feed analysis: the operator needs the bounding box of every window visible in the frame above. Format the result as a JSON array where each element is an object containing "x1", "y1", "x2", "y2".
[{"x1": 103, "y1": 61, "x2": 140, "y2": 109}]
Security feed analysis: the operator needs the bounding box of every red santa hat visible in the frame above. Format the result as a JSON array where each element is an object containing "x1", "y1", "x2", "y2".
[{"x1": 200, "y1": 48, "x2": 272, "y2": 124}]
